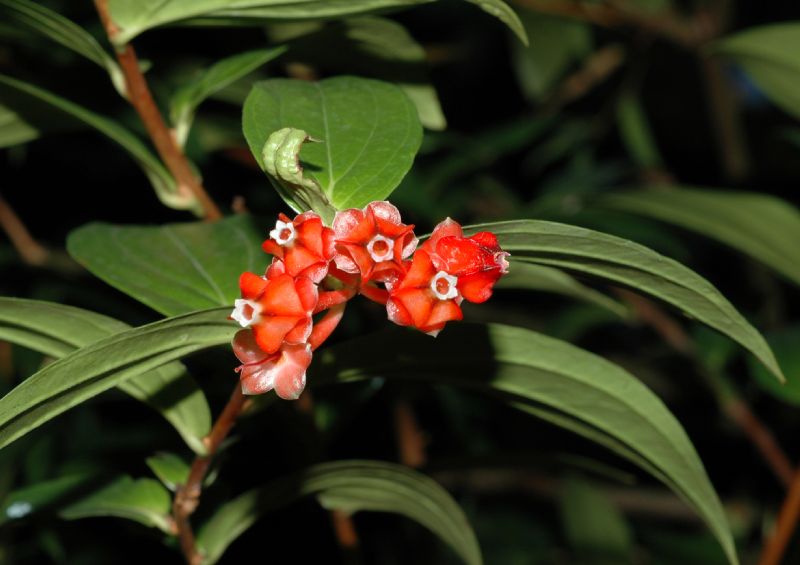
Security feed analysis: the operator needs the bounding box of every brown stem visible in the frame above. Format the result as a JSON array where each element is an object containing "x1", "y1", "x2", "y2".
[
  {"x1": 394, "y1": 400, "x2": 428, "y2": 468},
  {"x1": 173, "y1": 386, "x2": 247, "y2": 565},
  {"x1": 0, "y1": 193, "x2": 49, "y2": 266},
  {"x1": 92, "y1": 0, "x2": 222, "y2": 221},
  {"x1": 615, "y1": 289, "x2": 794, "y2": 488},
  {"x1": 759, "y1": 467, "x2": 800, "y2": 565}
]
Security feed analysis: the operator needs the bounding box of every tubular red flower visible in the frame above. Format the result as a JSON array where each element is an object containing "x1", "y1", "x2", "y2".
[
  {"x1": 262, "y1": 211, "x2": 335, "y2": 283},
  {"x1": 332, "y1": 201, "x2": 417, "y2": 286}
]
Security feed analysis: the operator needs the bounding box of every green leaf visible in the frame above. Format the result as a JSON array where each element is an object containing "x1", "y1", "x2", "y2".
[
  {"x1": 0, "y1": 298, "x2": 211, "y2": 454},
  {"x1": 107, "y1": 0, "x2": 433, "y2": 45},
  {"x1": 598, "y1": 187, "x2": 800, "y2": 288},
  {"x1": 0, "y1": 102, "x2": 39, "y2": 147},
  {"x1": 712, "y1": 23, "x2": 800, "y2": 120},
  {"x1": 0, "y1": 74, "x2": 195, "y2": 212},
  {"x1": 67, "y1": 215, "x2": 264, "y2": 317},
  {"x1": 0, "y1": 307, "x2": 235, "y2": 451},
  {"x1": 470, "y1": 219, "x2": 783, "y2": 382},
  {"x1": 243, "y1": 76, "x2": 422, "y2": 217},
  {"x1": 313, "y1": 323, "x2": 738, "y2": 565},
  {"x1": 748, "y1": 326, "x2": 800, "y2": 406},
  {"x1": 170, "y1": 46, "x2": 287, "y2": 145},
  {"x1": 560, "y1": 476, "x2": 633, "y2": 563},
  {"x1": 145, "y1": 452, "x2": 191, "y2": 491},
  {"x1": 512, "y1": 11, "x2": 591, "y2": 100},
  {"x1": 0, "y1": 0, "x2": 126, "y2": 96},
  {"x1": 463, "y1": 0, "x2": 527, "y2": 45},
  {"x1": 196, "y1": 460, "x2": 481, "y2": 565},
  {"x1": 0, "y1": 473, "x2": 96, "y2": 525},
  {"x1": 59, "y1": 476, "x2": 174, "y2": 533},
  {"x1": 497, "y1": 262, "x2": 628, "y2": 318},
  {"x1": 616, "y1": 93, "x2": 663, "y2": 169}
]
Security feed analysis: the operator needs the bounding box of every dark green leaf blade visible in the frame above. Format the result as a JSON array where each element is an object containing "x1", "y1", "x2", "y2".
[
  {"x1": 469, "y1": 219, "x2": 783, "y2": 382},
  {"x1": 0, "y1": 297, "x2": 211, "y2": 454},
  {"x1": 313, "y1": 324, "x2": 738, "y2": 564},
  {"x1": 598, "y1": 187, "x2": 800, "y2": 287},
  {"x1": 243, "y1": 76, "x2": 422, "y2": 213},
  {"x1": 67, "y1": 215, "x2": 264, "y2": 317},
  {"x1": 0, "y1": 307, "x2": 235, "y2": 451},
  {"x1": 196, "y1": 460, "x2": 481, "y2": 565}
]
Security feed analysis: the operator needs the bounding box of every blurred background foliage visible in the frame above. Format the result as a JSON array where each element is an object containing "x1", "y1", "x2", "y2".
[{"x1": 1, "y1": 0, "x2": 800, "y2": 563}]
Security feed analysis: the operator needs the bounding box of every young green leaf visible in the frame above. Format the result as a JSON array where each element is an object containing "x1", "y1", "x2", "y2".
[
  {"x1": 0, "y1": 297, "x2": 211, "y2": 454},
  {"x1": 59, "y1": 476, "x2": 174, "y2": 534},
  {"x1": 468, "y1": 220, "x2": 783, "y2": 382},
  {"x1": 0, "y1": 74, "x2": 194, "y2": 212},
  {"x1": 243, "y1": 76, "x2": 422, "y2": 214},
  {"x1": 0, "y1": 307, "x2": 235, "y2": 452},
  {"x1": 598, "y1": 187, "x2": 800, "y2": 288},
  {"x1": 313, "y1": 323, "x2": 738, "y2": 565},
  {"x1": 0, "y1": 0, "x2": 126, "y2": 96},
  {"x1": 712, "y1": 23, "x2": 800, "y2": 120},
  {"x1": 170, "y1": 46, "x2": 287, "y2": 145},
  {"x1": 0, "y1": 102, "x2": 40, "y2": 147},
  {"x1": 196, "y1": 460, "x2": 481, "y2": 565},
  {"x1": 67, "y1": 215, "x2": 264, "y2": 317},
  {"x1": 145, "y1": 452, "x2": 191, "y2": 492}
]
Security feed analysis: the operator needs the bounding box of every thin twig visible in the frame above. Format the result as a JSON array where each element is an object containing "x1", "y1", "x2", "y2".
[
  {"x1": 759, "y1": 467, "x2": 800, "y2": 565},
  {"x1": 173, "y1": 386, "x2": 247, "y2": 565},
  {"x1": 0, "y1": 193, "x2": 49, "y2": 266},
  {"x1": 394, "y1": 400, "x2": 428, "y2": 468},
  {"x1": 616, "y1": 289, "x2": 793, "y2": 488},
  {"x1": 92, "y1": 0, "x2": 222, "y2": 221}
]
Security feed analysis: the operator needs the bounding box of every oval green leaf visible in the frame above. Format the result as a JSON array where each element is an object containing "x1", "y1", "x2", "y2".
[
  {"x1": 196, "y1": 460, "x2": 481, "y2": 565},
  {"x1": 598, "y1": 187, "x2": 800, "y2": 288},
  {"x1": 0, "y1": 297, "x2": 211, "y2": 454},
  {"x1": 243, "y1": 76, "x2": 422, "y2": 215},
  {"x1": 468, "y1": 219, "x2": 783, "y2": 382},
  {"x1": 312, "y1": 323, "x2": 737, "y2": 564},
  {"x1": 67, "y1": 215, "x2": 264, "y2": 317}
]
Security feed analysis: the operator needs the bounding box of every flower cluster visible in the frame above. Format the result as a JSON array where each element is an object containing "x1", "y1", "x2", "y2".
[{"x1": 231, "y1": 201, "x2": 509, "y2": 399}]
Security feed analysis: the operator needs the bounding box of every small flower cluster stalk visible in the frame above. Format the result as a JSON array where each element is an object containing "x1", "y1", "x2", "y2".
[{"x1": 231, "y1": 201, "x2": 510, "y2": 399}]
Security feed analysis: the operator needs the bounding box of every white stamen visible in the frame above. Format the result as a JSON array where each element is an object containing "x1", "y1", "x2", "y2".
[
  {"x1": 430, "y1": 271, "x2": 459, "y2": 300},
  {"x1": 367, "y1": 234, "x2": 394, "y2": 262},
  {"x1": 231, "y1": 299, "x2": 262, "y2": 328},
  {"x1": 269, "y1": 220, "x2": 296, "y2": 246}
]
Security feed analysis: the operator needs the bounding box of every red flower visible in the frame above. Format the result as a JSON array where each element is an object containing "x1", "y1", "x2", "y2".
[
  {"x1": 421, "y1": 218, "x2": 509, "y2": 303},
  {"x1": 231, "y1": 271, "x2": 317, "y2": 354},
  {"x1": 386, "y1": 249, "x2": 463, "y2": 337},
  {"x1": 332, "y1": 201, "x2": 417, "y2": 286},
  {"x1": 232, "y1": 329, "x2": 312, "y2": 399},
  {"x1": 262, "y1": 212, "x2": 335, "y2": 283}
]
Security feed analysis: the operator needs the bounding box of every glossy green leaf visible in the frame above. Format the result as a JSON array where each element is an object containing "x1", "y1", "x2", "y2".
[
  {"x1": 0, "y1": 74, "x2": 194, "y2": 212},
  {"x1": 598, "y1": 187, "x2": 800, "y2": 287},
  {"x1": 59, "y1": 476, "x2": 173, "y2": 533},
  {"x1": 469, "y1": 220, "x2": 783, "y2": 382},
  {"x1": 0, "y1": 307, "x2": 235, "y2": 451},
  {"x1": 712, "y1": 23, "x2": 800, "y2": 119},
  {"x1": 170, "y1": 46, "x2": 287, "y2": 144},
  {"x1": 0, "y1": 473, "x2": 96, "y2": 525},
  {"x1": 243, "y1": 76, "x2": 422, "y2": 216},
  {"x1": 748, "y1": 326, "x2": 800, "y2": 406},
  {"x1": 0, "y1": 297, "x2": 211, "y2": 454},
  {"x1": 497, "y1": 262, "x2": 628, "y2": 317},
  {"x1": 313, "y1": 323, "x2": 738, "y2": 564},
  {"x1": 145, "y1": 452, "x2": 191, "y2": 491},
  {"x1": 560, "y1": 476, "x2": 633, "y2": 563},
  {"x1": 0, "y1": 0, "x2": 126, "y2": 96},
  {"x1": 196, "y1": 460, "x2": 481, "y2": 565},
  {"x1": 67, "y1": 215, "x2": 264, "y2": 317}
]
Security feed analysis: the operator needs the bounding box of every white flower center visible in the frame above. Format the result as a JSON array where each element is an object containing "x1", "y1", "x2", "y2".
[
  {"x1": 430, "y1": 271, "x2": 459, "y2": 300},
  {"x1": 231, "y1": 299, "x2": 262, "y2": 328},
  {"x1": 367, "y1": 234, "x2": 394, "y2": 262},
  {"x1": 269, "y1": 220, "x2": 295, "y2": 246},
  {"x1": 495, "y1": 251, "x2": 510, "y2": 274}
]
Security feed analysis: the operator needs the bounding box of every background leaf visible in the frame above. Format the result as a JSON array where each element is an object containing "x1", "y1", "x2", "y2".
[
  {"x1": 470, "y1": 220, "x2": 783, "y2": 381},
  {"x1": 67, "y1": 215, "x2": 264, "y2": 317},
  {"x1": 145, "y1": 452, "x2": 190, "y2": 491},
  {"x1": 243, "y1": 76, "x2": 422, "y2": 213},
  {"x1": 313, "y1": 323, "x2": 737, "y2": 564},
  {"x1": 196, "y1": 460, "x2": 481, "y2": 565},
  {"x1": 0, "y1": 298, "x2": 211, "y2": 454},
  {"x1": 598, "y1": 186, "x2": 800, "y2": 287},
  {"x1": 748, "y1": 326, "x2": 800, "y2": 406}
]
